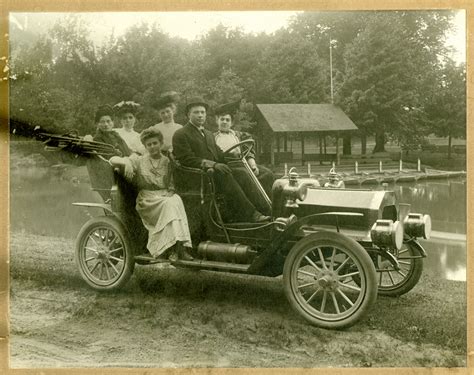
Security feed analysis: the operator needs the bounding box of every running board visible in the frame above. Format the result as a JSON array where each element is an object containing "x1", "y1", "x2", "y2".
[
  {"x1": 134, "y1": 255, "x2": 169, "y2": 264},
  {"x1": 171, "y1": 259, "x2": 250, "y2": 273}
]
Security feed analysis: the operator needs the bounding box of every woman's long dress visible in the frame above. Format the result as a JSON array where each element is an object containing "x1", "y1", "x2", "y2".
[{"x1": 130, "y1": 154, "x2": 192, "y2": 257}]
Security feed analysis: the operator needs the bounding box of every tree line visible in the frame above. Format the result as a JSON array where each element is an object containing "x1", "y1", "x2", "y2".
[{"x1": 9, "y1": 11, "x2": 466, "y2": 154}]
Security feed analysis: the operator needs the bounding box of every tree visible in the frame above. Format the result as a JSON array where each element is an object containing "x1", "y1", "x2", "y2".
[
  {"x1": 425, "y1": 60, "x2": 466, "y2": 158},
  {"x1": 338, "y1": 11, "x2": 454, "y2": 153},
  {"x1": 10, "y1": 15, "x2": 100, "y2": 134},
  {"x1": 248, "y1": 29, "x2": 329, "y2": 104},
  {"x1": 199, "y1": 25, "x2": 269, "y2": 81}
]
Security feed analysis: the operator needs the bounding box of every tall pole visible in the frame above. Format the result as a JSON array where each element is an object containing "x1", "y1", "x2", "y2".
[{"x1": 329, "y1": 35, "x2": 334, "y2": 104}]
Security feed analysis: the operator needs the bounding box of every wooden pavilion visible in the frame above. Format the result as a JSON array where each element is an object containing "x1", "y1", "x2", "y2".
[{"x1": 254, "y1": 104, "x2": 358, "y2": 165}]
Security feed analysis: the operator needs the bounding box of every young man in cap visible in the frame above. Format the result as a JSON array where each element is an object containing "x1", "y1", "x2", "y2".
[
  {"x1": 150, "y1": 93, "x2": 182, "y2": 153},
  {"x1": 214, "y1": 102, "x2": 275, "y2": 199},
  {"x1": 172, "y1": 97, "x2": 270, "y2": 223}
]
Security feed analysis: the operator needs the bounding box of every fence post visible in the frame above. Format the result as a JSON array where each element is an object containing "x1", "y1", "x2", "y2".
[
  {"x1": 379, "y1": 160, "x2": 383, "y2": 173},
  {"x1": 417, "y1": 158, "x2": 421, "y2": 172},
  {"x1": 307, "y1": 163, "x2": 311, "y2": 177},
  {"x1": 354, "y1": 161, "x2": 359, "y2": 174},
  {"x1": 284, "y1": 163, "x2": 288, "y2": 177},
  {"x1": 399, "y1": 159, "x2": 403, "y2": 172}
]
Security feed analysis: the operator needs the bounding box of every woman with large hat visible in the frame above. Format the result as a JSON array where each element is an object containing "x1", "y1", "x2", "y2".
[
  {"x1": 92, "y1": 104, "x2": 131, "y2": 157},
  {"x1": 149, "y1": 92, "x2": 182, "y2": 153},
  {"x1": 113, "y1": 100, "x2": 146, "y2": 155}
]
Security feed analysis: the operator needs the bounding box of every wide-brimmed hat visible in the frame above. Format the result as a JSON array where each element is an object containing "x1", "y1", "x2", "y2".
[
  {"x1": 113, "y1": 101, "x2": 141, "y2": 116},
  {"x1": 214, "y1": 101, "x2": 241, "y2": 117},
  {"x1": 94, "y1": 104, "x2": 114, "y2": 123},
  {"x1": 153, "y1": 93, "x2": 178, "y2": 111},
  {"x1": 185, "y1": 97, "x2": 209, "y2": 114}
]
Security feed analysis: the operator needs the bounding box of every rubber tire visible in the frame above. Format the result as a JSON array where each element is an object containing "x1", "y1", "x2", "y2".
[
  {"x1": 377, "y1": 240, "x2": 423, "y2": 297},
  {"x1": 283, "y1": 232, "x2": 377, "y2": 330},
  {"x1": 75, "y1": 216, "x2": 135, "y2": 291}
]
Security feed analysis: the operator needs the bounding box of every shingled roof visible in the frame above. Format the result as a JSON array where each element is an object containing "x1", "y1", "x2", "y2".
[{"x1": 256, "y1": 104, "x2": 358, "y2": 133}]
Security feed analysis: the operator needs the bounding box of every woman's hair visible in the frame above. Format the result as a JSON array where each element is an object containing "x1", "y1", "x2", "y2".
[
  {"x1": 216, "y1": 112, "x2": 235, "y2": 121},
  {"x1": 140, "y1": 127, "x2": 164, "y2": 145},
  {"x1": 94, "y1": 105, "x2": 114, "y2": 123}
]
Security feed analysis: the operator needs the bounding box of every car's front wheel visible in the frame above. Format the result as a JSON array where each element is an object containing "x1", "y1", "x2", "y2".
[{"x1": 283, "y1": 232, "x2": 377, "y2": 329}]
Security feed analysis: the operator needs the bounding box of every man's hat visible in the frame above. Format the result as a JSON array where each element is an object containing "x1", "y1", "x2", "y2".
[
  {"x1": 185, "y1": 96, "x2": 209, "y2": 113},
  {"x1": 214, "y1": 101, "x2": 241, "y2": 117},
  {"x1": 153, "y1": 91, "x2": 180, "y2": 111}
]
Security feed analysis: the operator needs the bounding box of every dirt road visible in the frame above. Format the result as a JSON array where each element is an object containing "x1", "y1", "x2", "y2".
[{"x1": 9, "y1": 232, "x2": 466, "y2": 368}]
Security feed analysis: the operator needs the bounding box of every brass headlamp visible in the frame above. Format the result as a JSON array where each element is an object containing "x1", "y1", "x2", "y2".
[
  {"x1": 403, "y1": 213, "x2": 432, "y2": 239},
  {"x1": 283, "y1": 168, "x2": 308, "y2": 208},
  {"x1": 370, "y1": 219, "x2": 404, "y2": 250}
]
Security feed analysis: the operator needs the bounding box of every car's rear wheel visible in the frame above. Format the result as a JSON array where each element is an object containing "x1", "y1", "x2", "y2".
[
  {"x1": 283, "y1": 232, "x2": 377, "y2": 329},
  {"x1": 75, "y1": 216, "x2": 135, "y2": 291},
  {"x1": 376, "y1": 240, "x2": 423, "y2": 296}
]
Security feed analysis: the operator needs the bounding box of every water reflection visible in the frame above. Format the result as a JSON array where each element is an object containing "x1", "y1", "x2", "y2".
[
  {"x1": 391, "y1": 179, "x2": 466, "y2": 234},
  {"x1": 9, "y1": 166, "x2": 467, "y2": 281},
  {"x1": 421, "y1": 239, "x2": 466, "y2": 282},
  {"x1": 10, "y1": 166, "x2": 102, "y2": 238}
]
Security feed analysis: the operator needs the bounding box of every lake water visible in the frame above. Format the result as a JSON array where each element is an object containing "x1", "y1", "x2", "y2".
[{"x1": 10, "y1": 166, "x2": 467, "y2": 281}]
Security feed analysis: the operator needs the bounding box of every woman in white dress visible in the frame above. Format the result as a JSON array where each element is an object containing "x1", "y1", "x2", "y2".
[
  {"x1": 113, "y1": 101, "x2": 146, "y2": 155},
  {"x1": 109, "y1": 127, "x2": 193, "y2": 260}
]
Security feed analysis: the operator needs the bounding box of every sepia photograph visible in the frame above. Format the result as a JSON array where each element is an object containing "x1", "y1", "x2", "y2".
[{"x1": 5, "y1": 6, "x2": 468, "y2": 370}]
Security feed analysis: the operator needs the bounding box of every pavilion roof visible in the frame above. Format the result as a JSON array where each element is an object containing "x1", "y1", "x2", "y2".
[{"x1": 255, "y1": 104, "x2": 358, "y2": 133}]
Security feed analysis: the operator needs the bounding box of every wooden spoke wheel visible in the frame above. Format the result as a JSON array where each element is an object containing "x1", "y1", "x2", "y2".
[
  {"x1": 283, "y1": 232, "x2": 377, "y2": 329},
  {"x1": 376, "y1": 240, "x2": 423, "y2": 297},
  {"x1": 75, "y1": 216, "x2": 135, "y2": 291}
]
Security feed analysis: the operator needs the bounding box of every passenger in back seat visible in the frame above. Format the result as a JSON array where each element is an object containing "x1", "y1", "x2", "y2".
[
  {"x1": 113, "y1": 101, "x2": 146, "y2": 155},
  {"x1": 109, "y1": 127, "x2": 193, "y2": 261},
  {"x1": 91, "y1": 105, "x2": 131, "y2": 157}
]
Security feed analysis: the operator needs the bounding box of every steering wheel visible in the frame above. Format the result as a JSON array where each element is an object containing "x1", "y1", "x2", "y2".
[{"x1": 223, "y1": 139, "x2": 255, "y2": 160}]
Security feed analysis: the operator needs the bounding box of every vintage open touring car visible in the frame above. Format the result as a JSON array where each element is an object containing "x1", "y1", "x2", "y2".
[{"x1": 41, "y1": 134, "x2": 431, "y2": 329}]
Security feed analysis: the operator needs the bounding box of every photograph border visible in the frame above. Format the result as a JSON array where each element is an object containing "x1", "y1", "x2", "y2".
[{"x1": 0, "y1": 0, "x2": 471, "y2": 373}]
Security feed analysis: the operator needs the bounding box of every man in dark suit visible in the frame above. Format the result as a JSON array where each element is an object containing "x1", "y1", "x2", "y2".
[{"x1": 172, "y1": 98, "x2": 270, "y2": 223}]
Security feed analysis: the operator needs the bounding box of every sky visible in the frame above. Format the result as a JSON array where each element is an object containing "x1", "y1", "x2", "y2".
[{"x1": 10, "y1": 10, "x2": 466, "y2": 62}]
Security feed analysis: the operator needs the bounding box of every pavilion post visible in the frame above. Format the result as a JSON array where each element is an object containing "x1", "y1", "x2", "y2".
[
  {"x1": 319, "y1": 134, "x2": 323, "y2": 165},
  {"x1": 270, "y1": 135, "x2": 275, "y2": 166},
  {"x1": 301, "y1": 133, "x2": 305, "y2": 166}
]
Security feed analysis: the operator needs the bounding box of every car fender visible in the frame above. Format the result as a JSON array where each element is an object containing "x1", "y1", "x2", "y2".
[
  {"x1": 273, "y1": 212, "x2": 365, "y2": 250},
  {"x1": 404, "y1": 237, "x2": 427, "y2": 258},
  {"x1": 72, "y1": 202, "x2": 124, "y2": 223}
]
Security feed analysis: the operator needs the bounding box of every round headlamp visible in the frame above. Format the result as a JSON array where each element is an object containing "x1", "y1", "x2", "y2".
[
  {"x1": 371, "y1": 219, "x2": 404, "y2": 250},
  {"x1": 403, "y1": 213, "x2": 431, "y2": 239}
]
